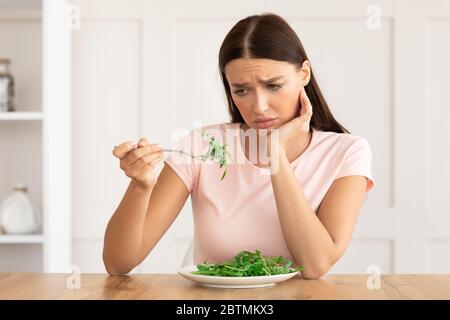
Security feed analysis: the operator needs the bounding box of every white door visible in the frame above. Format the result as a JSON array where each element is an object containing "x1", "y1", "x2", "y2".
[{"x1": 70, "y1": 0, "x2": 450, "y2": 274}]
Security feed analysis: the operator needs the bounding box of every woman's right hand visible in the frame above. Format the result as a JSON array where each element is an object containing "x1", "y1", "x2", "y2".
[{"x1": 112, "y1": 138, "x2": 165, "y2": 191}]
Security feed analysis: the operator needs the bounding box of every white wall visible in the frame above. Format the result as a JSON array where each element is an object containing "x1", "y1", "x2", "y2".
[{"x1": 70, "y1": 0, "x2": 450, "y2": 274}]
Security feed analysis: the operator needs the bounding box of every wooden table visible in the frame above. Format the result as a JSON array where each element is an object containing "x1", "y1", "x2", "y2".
[{"x1": 0, "y1": 273, "x2": 449, "y2": 299}]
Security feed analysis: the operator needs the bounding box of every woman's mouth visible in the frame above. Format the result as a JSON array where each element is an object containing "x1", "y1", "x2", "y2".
[{"x1": 254, "y1": 118, "x2": 277, "y2": 129}]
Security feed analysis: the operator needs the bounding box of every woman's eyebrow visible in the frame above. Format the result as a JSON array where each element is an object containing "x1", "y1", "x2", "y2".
[{"x1": 230, "y1": 75, "x2": 285, "y2": 87}]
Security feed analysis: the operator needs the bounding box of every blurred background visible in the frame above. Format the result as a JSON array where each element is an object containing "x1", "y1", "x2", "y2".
[{"x1": 0, "y1": 0, "x2": 449, "y2": 274}]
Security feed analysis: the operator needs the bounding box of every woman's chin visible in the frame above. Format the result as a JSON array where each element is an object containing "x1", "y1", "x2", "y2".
[
  {"x1": 243, "y1": 121, "x2": 281, "y2": 133},
  {"x1": 255, "y1": 123, "x2": 281, "y2": 131}
]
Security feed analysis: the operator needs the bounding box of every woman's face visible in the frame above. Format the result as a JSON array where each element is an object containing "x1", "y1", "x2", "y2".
[{"x1": 225, "y1": 58, "x2": 310, "y2": 131}]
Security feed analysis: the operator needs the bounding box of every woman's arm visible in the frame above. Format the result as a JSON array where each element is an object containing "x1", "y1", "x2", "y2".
[
  {"x1": 270, "y1": 148, "x2": 367, "y2": 279},
  {"x1": 103, "y1": 164, "x2": 190, "y2": 275}
]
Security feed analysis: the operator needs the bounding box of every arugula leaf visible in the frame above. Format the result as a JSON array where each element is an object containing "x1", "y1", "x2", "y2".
[
  {"x1": 201, "y1": 132, "x2": 230, "y2": 181},
  {"x1": 191, "y1": 250, "x2": 304, "y2": 277}
]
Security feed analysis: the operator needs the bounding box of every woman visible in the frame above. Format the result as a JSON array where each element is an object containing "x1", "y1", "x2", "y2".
[{"x1": 104, "y1": 13, "x2": 374, "y2": 279}]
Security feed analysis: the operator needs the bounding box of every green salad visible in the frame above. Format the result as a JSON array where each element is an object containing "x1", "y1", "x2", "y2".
[{"x1": 191, "y1": 250, "x2": 304, "y2": 277}]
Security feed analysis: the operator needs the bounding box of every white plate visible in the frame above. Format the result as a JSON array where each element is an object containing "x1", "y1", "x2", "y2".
[{"x1": 177, "y1": 265, "x2": 300, "y2": 289}]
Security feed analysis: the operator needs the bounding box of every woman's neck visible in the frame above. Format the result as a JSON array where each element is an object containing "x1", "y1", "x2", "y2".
[{"x1": 239, "y1": 122, "x2": 312, "y2": 168}]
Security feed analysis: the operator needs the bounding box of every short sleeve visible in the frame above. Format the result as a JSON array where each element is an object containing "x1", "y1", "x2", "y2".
[
  {"x1": 163, "y1": 129, "x2": 201, "y2": 193},
  {"x1": 335, "y1": 137, "x2": 374, "y2": 193}
]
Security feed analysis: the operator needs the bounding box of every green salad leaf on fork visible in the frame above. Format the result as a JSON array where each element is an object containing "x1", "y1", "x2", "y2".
[{"x1": 199, "y1": 131, "x2": 230, "y2": 181}]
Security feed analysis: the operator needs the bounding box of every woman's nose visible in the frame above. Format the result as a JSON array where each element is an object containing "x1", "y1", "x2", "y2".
[{"x1": 252, "y1": 92, "x2": 270, "y2": 113}]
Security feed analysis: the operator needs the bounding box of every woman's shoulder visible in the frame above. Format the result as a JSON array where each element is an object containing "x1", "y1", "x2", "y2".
[
  {"x1": 179, "y1": 122, "x2": 238, "y2": 153},
  {"x1": 186, "y1": 122, "x2": 239, "y2": 143},
  {"x1": 312, "y1": 128, "x2": 371, "y2": 154}
]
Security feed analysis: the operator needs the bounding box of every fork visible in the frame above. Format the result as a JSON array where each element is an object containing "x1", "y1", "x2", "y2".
[
  {"x1": 124, "y1": 144, "x2": 205, "y2": 160},
  {"x1": 114, "y1": 144, "x2": 205, "y2": 160},
  {"x1": 160, "y1": 148, "x2": 205, "y2": 160}
]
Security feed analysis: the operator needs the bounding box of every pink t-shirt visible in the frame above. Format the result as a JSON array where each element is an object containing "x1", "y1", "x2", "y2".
[{"x1": 164, "y1": 122, "x2": 374, "y2": 265}]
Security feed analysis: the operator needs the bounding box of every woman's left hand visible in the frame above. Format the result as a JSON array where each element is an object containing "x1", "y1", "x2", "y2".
[{"x1": 267, "y1": 84, "x2": 313, "y2": 156}]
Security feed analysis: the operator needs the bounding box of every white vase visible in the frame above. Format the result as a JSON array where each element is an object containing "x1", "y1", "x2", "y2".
[{"x1": 0, "y1": 183, "x2": 41, "y2": 234}]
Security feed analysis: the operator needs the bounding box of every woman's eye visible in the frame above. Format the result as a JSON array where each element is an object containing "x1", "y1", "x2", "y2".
[
  {"x1": 233, "y1": 89, "x2": 247, "y2": 96},
  {"x1": 233, "y1": 84, "x2": 282, "y2": 96},
  {"x1": 268, "y1": 84, "x2": 282, "y2": 91}
]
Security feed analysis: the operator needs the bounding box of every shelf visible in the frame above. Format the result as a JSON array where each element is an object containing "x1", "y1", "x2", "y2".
[
  {"x1": 0, "y1": 234, "x2": 44, "y2": 244},
  {"x1": 0, "y1": 112, "x2": 43, "y2": 121},
  {"x1": 0, "y1": 0, "x2": 71, "y2": 272}
]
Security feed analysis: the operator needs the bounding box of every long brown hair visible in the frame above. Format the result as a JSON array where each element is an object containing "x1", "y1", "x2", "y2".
[{"x1": 218, "y1": 13, "x2": 349, "y2": 134}]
